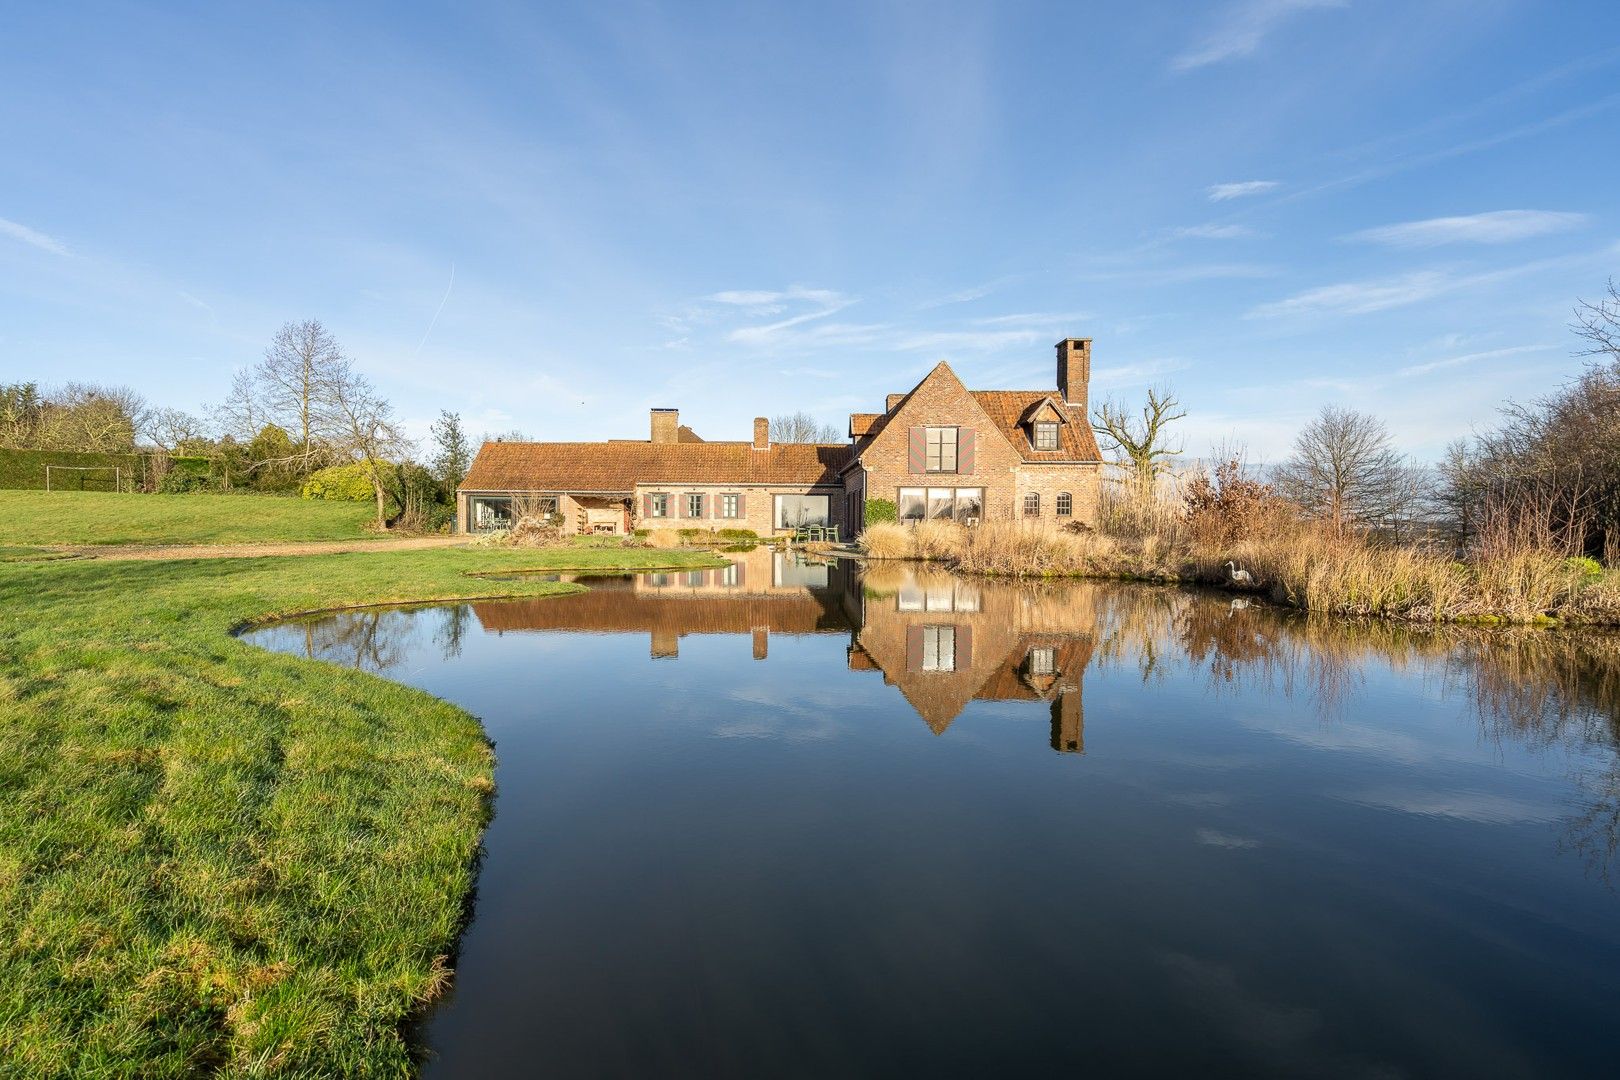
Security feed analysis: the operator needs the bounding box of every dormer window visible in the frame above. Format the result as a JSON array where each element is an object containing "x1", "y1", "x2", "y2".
[{"x1": 1033, "y1": 422, "x2": 1059, "y2": 451}]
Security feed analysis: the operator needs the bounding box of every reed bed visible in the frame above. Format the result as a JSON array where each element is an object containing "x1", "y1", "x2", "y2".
[{"x1": 856, "y1": 486, "x2": 1620, "y2": 625}]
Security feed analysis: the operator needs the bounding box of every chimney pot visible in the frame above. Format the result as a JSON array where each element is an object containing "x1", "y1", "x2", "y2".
[
  {"x1": 753, "y1": 417, "x2": 770, "y2": 451},
  {"x1": 651, "y1": 408, "x2": 679, "y2": 443}
]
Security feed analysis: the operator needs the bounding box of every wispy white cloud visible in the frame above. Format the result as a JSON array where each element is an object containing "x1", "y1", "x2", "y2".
[
  {"x1": 1171, "y1": 223, "x2": 1260, "y2": 240},
  {"x1": 1172, "y1": 0, "x2": 1346, "y2": 71},
  {"x1": 1249, "y1": 270, "x2": 1453, "y2": 318},
  {"x1": 895, "y1": 328, "x2": 1051, "y2": 352},
  {"x1": 1247, "y1": 248, "x2": 1607, "y2": 320},
  {"x1": 1093, "y1": 358, "x2": 1191, "y2": 387},
  {"x1": 1207, "y1": 180, "x2": 1280, "y2": 202},
  {"x1": 1396, "y1": 344, "x2": 1555, "y2": 377},
  {"x1": 1344, "y1": 209, "x2": 1588, "y2": 247},
  {"x1": 0, "y1": 216, "x2": 70, "y2": 256}
]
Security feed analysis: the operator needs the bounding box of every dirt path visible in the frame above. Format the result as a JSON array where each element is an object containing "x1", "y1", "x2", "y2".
[{"x1": 70, "y1": 536, "x2": 471, "y2": 561}]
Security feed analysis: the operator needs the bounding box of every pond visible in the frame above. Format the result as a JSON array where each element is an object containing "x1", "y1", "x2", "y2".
[{"x1": 244, "y1": 549, "x2": 1620, "y2": 1078}]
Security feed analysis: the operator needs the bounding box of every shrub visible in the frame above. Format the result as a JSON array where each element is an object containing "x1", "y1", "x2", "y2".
[
  {"x1": 858, "y1": 521, "x2": 913, "y2": 560},
  {"x1": 301, "y1": 463, "x2": 374, "y2": 501},
  {"x1": 1184, "y1": 459, "x2": 1289, "y2": 546},
  {"x1": 716, "y1": 528, "x2": 758, "y2": 539},
  {"x1": 864, "y1": 498, "x2": 897, "y2": 526},
  {"x1": 157, "y1": 469, "x2": 218, "y2": 494},
  {"x1": 646, "y1": 529, "x2": 683, "y2": 549}
]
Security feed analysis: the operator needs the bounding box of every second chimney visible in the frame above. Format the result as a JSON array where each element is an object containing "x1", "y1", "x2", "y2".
[
  {"x1": 1056, "y1": 338, "x2": 1091, "y2": 410},
  {"x1": 753, "y1": 416, "x2": 770, "y2": 451},
  {"x1": 651, "y1": 408, "x2": 679, "y2": 443}
]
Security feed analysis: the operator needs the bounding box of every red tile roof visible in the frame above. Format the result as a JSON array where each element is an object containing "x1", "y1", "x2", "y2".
[
  {"x1": 461, "y1": 439, "x2": 851, "y2": 493},
  {"x1": 970, "y1": 391, "x2": 1103, "y2": 462}
]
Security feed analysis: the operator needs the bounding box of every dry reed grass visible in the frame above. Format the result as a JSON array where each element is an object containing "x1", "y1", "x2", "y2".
[{"x1": 855, "y1": 479, "x2": 1618, "y2": 624}]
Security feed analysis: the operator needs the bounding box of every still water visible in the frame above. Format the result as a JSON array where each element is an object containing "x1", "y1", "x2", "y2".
[{"x1": 245, "y1": 550, "x2": 1620, "y2": 1078}]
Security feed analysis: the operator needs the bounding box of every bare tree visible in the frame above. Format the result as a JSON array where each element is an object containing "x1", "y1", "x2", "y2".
[
  {"x1": 144, "y1": 407, "x2": 211, "y2": 454},
  {"x1": 223, "y1": 319, "x2": 344, "y2": 475},
  {"x1": 1274, "y1": 405, "x2": 1406, "y2": 534},
  {"x1": 1091, "y1": 386, "x2": 1186, "y2": 496},
  {"x1": 326, "y1": 359, "x2": 411, "y2": 528},
  {"x1": 770, "y1": 411, "x2": 842, "y2": 443}
]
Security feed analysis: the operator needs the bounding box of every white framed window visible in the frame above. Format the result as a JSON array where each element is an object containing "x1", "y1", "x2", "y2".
[
  {"x1": 1023, "y1": 492, "x2": 1040, "y2": 517},
  {"x1": 922, "y1": 626, "x2": 956, "y2": 672},
  {"x1": 720, "y1": 562, "x2": 739, "y2": 585},
  {"x1": 898, "y1": 487, "x2": 926, "y2": 522},
  {"x1": 1056, "y1": 491, "x2": 1073, "y2": 516},
  {"x1": 721, "y1": 493, "x2": 739, "y2": 518},
  {"x1": 649, "y1": 493, "x2": 669, "y2": 518},
  {"x1": 1027, "y1": 647, "x2": 1056, "y2": 675},
  {"x1": 926, "y1": 426, "x2": 958, "y2": 472},
  {"x1": 687, "y1": 493, "x2": 704, "y2": 518},
  {"x1": 1033, "y1": 422, "x2": 1059, "y2": 450}
]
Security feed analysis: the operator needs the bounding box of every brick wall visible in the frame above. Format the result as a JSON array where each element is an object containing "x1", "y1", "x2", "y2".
[
  {"x1": 631, "y1": 483, "x2": 848, "y2": 535},
  {"x1": 1013, "y1": 463, "x2": 1103, "y2": 528},
  {"x1": 857, "y1": 366, "x2": 1027, "y2": 522}
]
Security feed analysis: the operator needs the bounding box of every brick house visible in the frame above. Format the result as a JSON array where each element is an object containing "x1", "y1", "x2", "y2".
[{"x1": 456, "y1": 337, "x2": 1102, "y2": 536}]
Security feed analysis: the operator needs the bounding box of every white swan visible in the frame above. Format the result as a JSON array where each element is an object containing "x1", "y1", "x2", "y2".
[{"x1": 1224, "y1": 561, "x2": 1253, "y2": 586}]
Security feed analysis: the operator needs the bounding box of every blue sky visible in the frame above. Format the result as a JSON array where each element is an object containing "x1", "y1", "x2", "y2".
[{"x1": 3, "y1": 1, "x2": 1618, "y2": 459}]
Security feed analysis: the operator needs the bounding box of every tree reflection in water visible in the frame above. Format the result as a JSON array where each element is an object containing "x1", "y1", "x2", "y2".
[{"x1": 250, "y1": 557, "x2": 1620, "y2": 881}]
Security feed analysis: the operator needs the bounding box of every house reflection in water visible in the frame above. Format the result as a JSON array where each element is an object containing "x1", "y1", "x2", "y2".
[
  {"x1": 470, "y1": 550, "x2": 1096, "y2": 754},
  {"x1": 847, "y1": 563, "x2": 1094, "y2": 753}
]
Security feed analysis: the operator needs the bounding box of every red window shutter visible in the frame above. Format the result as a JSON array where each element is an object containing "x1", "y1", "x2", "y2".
[
  {"x1": 642, "y1": 493, "x2": 651, "y2": 518},
  {"x1": 736, "y1": 493, "x2": 746, "y2": 517},
  {"x1": 908, "y1": 426, "x2": 925, "y2": 473},
  {"x1": 907, "y1": 625, "x2": 924, "y2": 671},
  {"x1": 958, "y1": 428, "x2": 976, "y2": 474},
  {"x1": 956, "y1": 625, "x2": 973, "y2": 669},
  {"x1": 735, "y1": 557, "x2": 746, "y2": 586},
  {"x1": 699, "y1": 493, "x2": 707, "y2": 518}
]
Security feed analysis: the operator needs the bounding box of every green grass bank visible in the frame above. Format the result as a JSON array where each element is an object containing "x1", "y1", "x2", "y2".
[
  {"x1": 0, "y1": 490, "x2": 378, "y2": 547},
  {"x1": 0, "y1": 543, "x2": 719, "y2": 1077}
]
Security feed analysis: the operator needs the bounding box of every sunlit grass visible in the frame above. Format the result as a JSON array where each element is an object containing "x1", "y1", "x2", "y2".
[
  {"x1": 0, "y1": 543, "x2": 720, "y2": 1076},
  {"x1": 0, "y1": 490, "x2": 377, "y2": 546}
]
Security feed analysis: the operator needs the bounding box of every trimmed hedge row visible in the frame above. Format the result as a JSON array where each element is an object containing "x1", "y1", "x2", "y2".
[{"x1": 0, "y1": 449, "x2": 210, "y2": 491}]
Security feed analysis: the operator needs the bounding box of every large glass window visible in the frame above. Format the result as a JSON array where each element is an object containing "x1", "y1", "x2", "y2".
[
  {"x1": 775, "y1": 493, "x2": 830, "y2": 529},
  {"x1": 928, "y1": 489, "x2": 955, "y2": 520},
  {"x1": 649, "y1": 493, "x2": 669, "y2": 517},
  {"x1": 1033, "y1": 422, "x2": 1059, "y2": 450},
  {"x1": 926, "y1": 426, "x2": 958, "y2": 472},
  {"x1": 470, "y1": 497, "x2": 514, "y2": 531},
  {"x1": 1056, "y1": 491, "x2": 1073, "y2": 517},
  {"x1": 955, "y1": 488, "x2": 983, "y2": 523},
  {"x1": 922, "y1": 626, "x2": 956, "y2": 672},
  {"x1": 898, "y1": 487, "x2": 927, "y2": 522}
]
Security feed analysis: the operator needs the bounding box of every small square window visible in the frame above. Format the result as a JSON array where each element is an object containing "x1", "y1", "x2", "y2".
[
  {"x1": 687, "y1": 493, "x2": 705, "y2": 518},
  {"x1": 1033, "y1": 422, "x2": 1059, "y2": 451},
  {"x1": 721, "y1": 493, "x2": 739, "y2": 518}
]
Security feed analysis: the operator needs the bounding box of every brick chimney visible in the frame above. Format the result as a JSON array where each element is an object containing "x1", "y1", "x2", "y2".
[
  {"x1": 886, "y1": 393, "x2": 905, "y2": 412},
  {"x1": 1056, "y1": 338, "x2": 1091, "y2": 410},
  {"x1": 651, "y1": 408, "x2": 679, "y2": 444},
  {"x1": 753, "y1": 416, "x2": 770, "y2": 450}
]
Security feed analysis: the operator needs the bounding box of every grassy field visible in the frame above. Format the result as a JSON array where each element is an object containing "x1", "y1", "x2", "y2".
[
  {"x1": 0, "y1": 543, "x2": 720, "y2": 1077},
  {"x1": 0, "y1": 490, "x2": 379, "y2": 546}
]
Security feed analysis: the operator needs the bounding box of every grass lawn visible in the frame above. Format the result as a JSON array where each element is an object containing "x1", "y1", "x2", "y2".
[
  {"x1": 0, "y1": 543, "x2": 720, "y2": 1077},
  {"x1": 0, "y1": 490, "x2": 379, "y2": 546}
]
